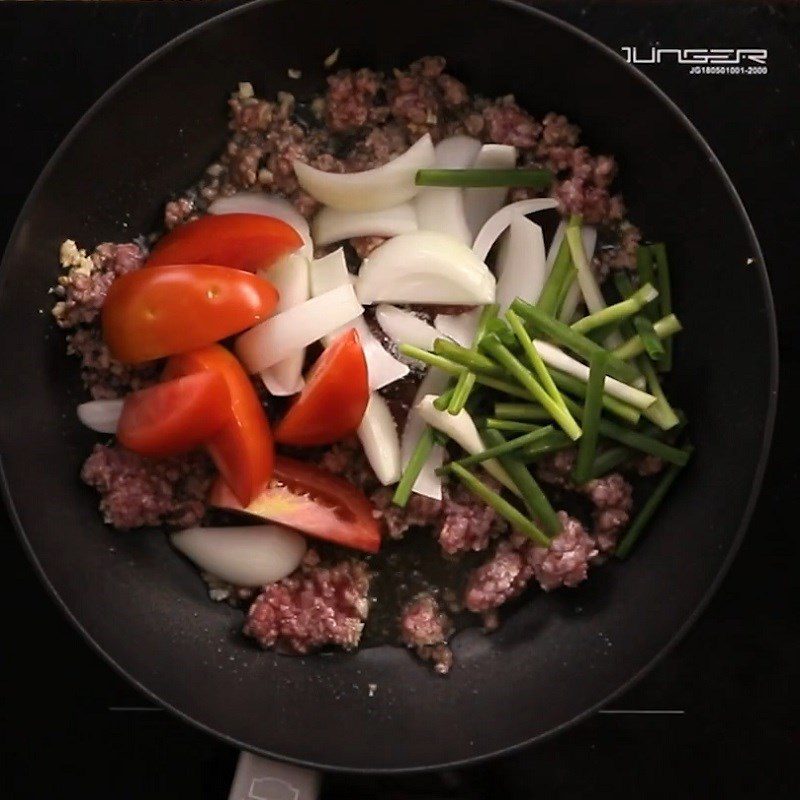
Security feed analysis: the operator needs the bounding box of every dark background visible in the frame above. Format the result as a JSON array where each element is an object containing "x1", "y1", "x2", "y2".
[{"x1": 1, "y1": 1, "x2": 797, "y2": 797}]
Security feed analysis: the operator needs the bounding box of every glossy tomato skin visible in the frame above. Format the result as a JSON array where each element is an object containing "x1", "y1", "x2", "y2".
[
  {"x1": 102, "y1": 264, "x2": 278, "y2": 364},
  {"x1": 117, "y1": 372, "x2": 230, "y2": 458},
  {"x1": 209, "y1": 455, "x2": 380, "y2": 553},
  {"x1": 146, "y1": 213, "x2": 302, "y2": 272},
  {"x1": 164, "y1": 345, "x2": 273, "y2": 506},
  {"x1": 275, "y1": 329, "x2": 369, "y2": 447}
]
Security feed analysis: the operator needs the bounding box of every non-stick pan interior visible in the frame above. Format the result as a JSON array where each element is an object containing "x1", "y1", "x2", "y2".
[{"x1": 0, "y1": 0, "x2": 775, "y2": 771}]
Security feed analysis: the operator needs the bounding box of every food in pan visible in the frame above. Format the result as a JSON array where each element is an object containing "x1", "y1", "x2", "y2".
[{"x1": 53, "y1": 56, "x2": 691, "y2": 673}]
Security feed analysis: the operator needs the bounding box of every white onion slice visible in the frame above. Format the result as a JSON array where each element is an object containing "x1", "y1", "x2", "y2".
[
  {"x1": 374, "y1": 304, "x2": 439, "y2": 351},
  {"x1": 310, "y1": 250, "x2": 408, "y2": 390},
  {"x1": 208, "y1": 192, "x2": 313, "y2": 257},
  {"x1": 558, "y1": 225, "x2": 597, "y2": 323},
  {"x1": 433, "y1": 307, "x2": 483, "y2": 348},
  {"x1": 533, "y1": 339, "x2": 655, "y2": 409},
  {"x1": 415, "y1": 135, "x2": 481, "y2": 245},
  {"x1": 472, "y1": 197, "x2": 559, "y2": 262},
  {"x1": 356, "y1": 231, "x2": 495, "y2": 306},
  {"x1": 77, "y1": 399, "x2": 124, "y2": 434},
  {"x1": 235, "y1": 283, "x2": 362, "y2": 373},
  {"x1": 400, "y1": 369, "x2": 450, "y2": 500},
  {"x1": 293, "y1": 134, "x2": 434, "y2": 212},
  {"x1": 464, "y1": 144, "x2": 517, "y2": 239},
  {"x1": 312, "y1": 203, "x2": 418, "y2": 246},
  {"x1": 257, "y1": 253, "x2": 310, "y2": 396},
  {"x1": 358, "y1": 393, "x2": 401, "y2": 485},
  {"x1": 494, "y1": 215, "x2": 547, "y2": 310},
  {"x1": 171, "y1": 525, "x2": 306, "y2": 588},
  {"x1": 416, "y1": 395, "x2": 518, "y2": 494}
]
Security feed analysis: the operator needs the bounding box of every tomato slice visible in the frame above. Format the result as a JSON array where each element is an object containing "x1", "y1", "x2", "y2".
[
  {"x1": 117, "y1": 372, "x2": 230, "y2": 458},
  {"x1": 209, "y1": 455, "x2": 381, "y2": 553},
  {"x1": 275, "y1": 329, "x2": 369, "y2": 447},
  {"x1": 102, "y1": 264, "x2": 278, "y2": 364},
  {"x1": 164, "y1": 345, "x2": 273, "y2": 505},
  {"x1": 146, "y1": 214, "x2": 302, "y2": 272}
]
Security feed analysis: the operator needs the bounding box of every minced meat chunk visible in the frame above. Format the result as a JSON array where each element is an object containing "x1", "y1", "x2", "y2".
[
  {"x1": 324, "y1": 68, "x2": 387, "y2": 133},
  {"x1": 243, "y1": 555, "x2": 370, "y2": 654},
  {"x1": 399, "y1": 593, "x2": 454, "y2": 675},
  {"x1": 81, "y1": 444, "x2": 213, "y2": 530},
  {"x1": 581, "y1": 473, "x2": 633, "y2": 554}
]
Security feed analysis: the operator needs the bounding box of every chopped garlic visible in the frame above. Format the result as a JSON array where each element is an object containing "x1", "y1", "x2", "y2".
[
  {"x1": 59, "y1": 239, "x2": 94, "y2": 273},
  {"x1": 287, "y1": 68, "x2": 302, "y2": 80},
  {"x1": 236, "y1": 81, "x2": 254, "y2": 99},
  {"x1": 324, "y1": 47, "x2": 340, "y2": 68}
]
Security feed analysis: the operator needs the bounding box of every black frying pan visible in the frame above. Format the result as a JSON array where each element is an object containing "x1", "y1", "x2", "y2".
[{"x1": 0, "y1": 0, "x2": 777, "y2": 776}]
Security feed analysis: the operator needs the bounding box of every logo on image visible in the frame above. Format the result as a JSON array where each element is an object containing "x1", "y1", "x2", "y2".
[{"x1": 621, "y1": 47, "x2": 768, "y2": 76}]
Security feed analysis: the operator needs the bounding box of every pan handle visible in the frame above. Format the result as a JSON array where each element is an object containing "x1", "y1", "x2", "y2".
[{"x1": 228, "y1": 751, "x2": 321, "y2": 800}]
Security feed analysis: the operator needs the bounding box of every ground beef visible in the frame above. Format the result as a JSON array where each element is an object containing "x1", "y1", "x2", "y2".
[
  {"x1": 349, "y1": 235, "x2": 387, "y2": 259},
  {"x1": 437, "y1": 480, "x2": 506, "y2": 555},
  {"x1": 534, "y1": 447, "x2": 577, "y2": 486},
  {"x1": 81, "y1": 444, "x2": 213, "y2": 530},
  {"x1": 66, "y1": 327, "x2": 159, "y2": 400},
  {"x1": 243, "y1": 554, "x2": 370, "y2": 654},
  {"x1": 164, "y1": 197, "x2": 197, "y2": 230},
  {"x1": 582, "y1": 473, "x2": 633, "y2": 554},
  {"x1": 596, "y1": 221, "x2": 641, "y2": 278},
  {"x1": 373, "y1": 490, "x2": 443, "y2": 540},
  {"x1": 482, "y1": 95, "x2": 541, "y2": 148},
  {"x1": 399, "y1": 593, "x2": 454, "y2": 674},
  {"x1": 535, "y1": 112, "x2": 581, "y2": 171},
  {"x1": 632, "y1": 453, "x2": 665, "y2": 477},
  {"x1": 346, "y1": 122, "x2": 409, "y2": 170},
  {"x1": 324, "y1": 68, "x2": 386, "y2": 133},
  {"x1": 463, "y1": 512, "x2": 595, "y2": 612},
  {"x1": 52, "y1": 240, "x2": 145, "y2": 328}
]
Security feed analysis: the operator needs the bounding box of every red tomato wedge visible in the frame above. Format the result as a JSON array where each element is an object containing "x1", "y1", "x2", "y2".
[
  {"x1": 102, "y1": 264, "x2": 278, "y2": 364},
  {"x1": 164, "y1": 345, "x2": 273, "y2": 506},
  {"x1": 209, "y1": 455, "x2": 381, "y2": 553},
  {"x1": 117, "y1": 372, "x2": 230, "y2": 458},
  {"x1": 275, "y1": 329, "x2": 369, "y2": 447},
  {"x1": 146, "y1": 213, "x2": 302, "y2": 272}
]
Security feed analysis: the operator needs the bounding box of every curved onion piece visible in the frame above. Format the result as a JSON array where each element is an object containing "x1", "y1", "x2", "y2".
[
  {"x1": 358, "y1": 393, "x2": 401, "y2": 485},
  {"x1": 356, "y1": 231, "x2": 495, "y2": 305},
  {"x1": 464, "y1": 144, "x2": 517, "y2": 239},
  {"x1": 258, "y1": 253, "x2": 310, "y2": 396},
  {"x1": 400, "y1": 369, "x2": 450, "y2": 500},
  {"x1": 77, "y1": 399, "x2": 124, "y2": 434},
  {"x1": 293, "y1": 134, "x2": 434, "y2": 212},
  {"x1": 495, "y1": 215, "x2": 547, "y2": 310},
  {"x1": 310, "y1": 250, "x2": 408, "y2": 390},
  {"x1": 415, "y1": 395, "x2": 518, "y2": 494},
  {"x1": 415, "y1": 135, "x2": 481, "y2": 245},
  {"x1": 170, "y1": 524, "x2": 306, "y2": 588},
  {"x1": 374, "y1": 304, "x2": 439, "y2": 351},
  {"x1": 236, "y1": 283, "x2": 362, "y2": 373},
  {"x1": 312, "y1": 203, "x2": 418, "y2": 246},
  {"x1": 472, "y1": 197, "x2": 559, "y2": 262},
  {"x1": 209, "y1": 192, "x2": 313, "y2": 256},
  {"x1": 433, "y1": 307, "x2": 483, "y2": 347}
]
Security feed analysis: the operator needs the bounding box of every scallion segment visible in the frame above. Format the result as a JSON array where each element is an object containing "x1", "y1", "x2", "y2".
[
  {"x1": 448, "y1": 463, "x2": 550, "y2": 547},
  {"x1": 399, "y1": 344, "x2": 463, "y2": 376},
  {"x1": 483, "y1": 418, "x2": 544, "y2": 433},
  {"x1": 392, "y1": 427, "x2": 434, "y2": 507},
  {"x1": 511, "y1": 298, "x2": 641, "y2": 385},
  {"x1": 415, "y1": 168, "x2": 553, "y2": 189},
  {"x1": 480, "y1": 334, "x2": 582, "y2": 440},
  {"x1": 632, "y1": 315, "x2": 666, "y2": 362},
  {"x1": 433, "y1": 387, "x2": 457, "y2": 411},
  {"x1": 615, "y1": 446, "x2": 693, "y2": 558},
  {"x1": 537, "y1": 235, "x2": 574, "y2": 316},
  {"x1": 519, "y1": 430, "x2": 574, "y2": 461},
  {"x1": 613, "y1": 314, "x2": 683, "y2": 361},
  {"x1": 588, "y1": 446, "x2": 631, "y2": 480},
  {"x1": 549, "y1": 369, "x2": 642, "y2": 425},
  {"x1": 571, "y1": 283, "x2": 659, "y2": 336},
  {"x1": 572, "y1": 351, "x2": 609, "y2": 484},
  {"x1": 447, "y1": 426, "x2": 554, "y2": 468},
  {"x1": 635, "y1": 245, "x2": 658, "y2": 321},
  {"x1": 638, "y1": 356, "x2": 680, "y2": 430},
  {"x1": 481, "y1": 428, "x2": 561, "y2": 536},
  {"x1": 650, "y1": 242, "x2": 674, "y2": 371},
  {"x1": 475, "y1": 373, "x2": 532, "y2": 400},
  {"x1": 434, "y1": 338, "x2": 505, "y2": 378},
  {"x1": 448, "y1": 304, "x2": 498, "y2": 415},
  {"x1": 494, "y1": 403, "x2": 552, "y2": 422}
]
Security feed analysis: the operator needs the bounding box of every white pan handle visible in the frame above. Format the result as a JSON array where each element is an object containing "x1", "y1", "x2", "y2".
[{"x1": 228, "y1": 751, "x2": 321, "y2": 800}]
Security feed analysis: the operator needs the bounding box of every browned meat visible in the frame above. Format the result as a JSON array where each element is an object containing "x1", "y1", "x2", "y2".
[
  {"x1": 324, "y1": 68, "x2": 386, "y2": 133},
  {"x1": 534, "y1": 447, "x2": 577, "y2": 487},
  {"x1": 596, "y1": 221, "x2": 641, "y2": 278},
  {"x1": 164, "y1": 197, "x2": 197, "y2": 230},
  {"x1": 437, "y1": 480, "x2": 506, "y2": 555},
  {"x1": 374, "y1": 490, "x2": 443, "y2": 540},
  {"x1": 482, "y1": 96, "x2": 541, "y2": 148},
  {"x1": 52, "y1": 240, "x2": 145, "y2": 329},
  {"x1": 582, "y1": 473, "x2": 633, "y2": 554},
  {"x1": 528, "y1": 513, "x2": 597, "y2": 591},
  {"x1": 633, "y1": 453, "x2": 665, "y2": 477},
  {"x1": 535, "y1": 112, "x2": 581, "y2": 171},
  {"x1": 463, "y1": 538, "x2": 531, "y2": 613},
  {"x1": 243, "y1": 554, "x2": 370, "y2": 654},
  {"x1": 81, "y1": 444, "x2": 213, "y2": 530},
  {"x1": 349, "y1": 235, "x2": 388, "y2": 259},
  {"x1": 399, "y1": 593, "x2": 454, "y2": 675}
]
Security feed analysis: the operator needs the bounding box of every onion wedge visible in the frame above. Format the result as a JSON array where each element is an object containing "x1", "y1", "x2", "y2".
[
  {"x1": 374, "y1": 304, "x2": 439, "y2": 351},
  {"x1": 433, "y1": 307, "x2": 483, "y2": 347},
  {"x1": 293, "y1": 133, "x2": 434, "y2": 211},
  {"x1": 312, "y1": 202, "x2": 418, "y2": 246},
  {"x1": 209, "y1": 192, "x2": 313, "y2": 256},
  {"x1": 494, "y1": 214, "x2": 547, "y2": 310},
  {"x1": 310, "y1": 250, "x2": 408, "y2": 390},
  {"x1": 77, "y1": 399, "x2": 124, "y2": 434},
  {"x1": 170, "y1": 524, "x2": 306, "y2": 588},
  {"x1": 464, "y1": 144, "x2": 517, "y2": 239},
  {"x1": 472, "y1": 197, "x2": 559, "y2": 262},
  {"x1": 356, "y1": 231, "x2": 495, "y2": 305},
  {"x1": 415, "y1": 135, "x2": 481, "y2": 245},
  {"x1": 257, "y1": 252, "x2": 310, "y2": 396},
  {"x1": 358, "y1": 393, "x2": 401, "y2": 485},
  {"x1": 235, "y1": 283, "x2": 362, "y2": 373}
]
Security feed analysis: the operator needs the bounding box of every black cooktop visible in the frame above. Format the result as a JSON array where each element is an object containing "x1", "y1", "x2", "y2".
[{"x1": 1, "y1": 2, "x2": 797, "y2": 798}]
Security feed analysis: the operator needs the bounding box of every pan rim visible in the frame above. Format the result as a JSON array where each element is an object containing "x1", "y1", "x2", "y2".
[{"x1": 0, "y1": 0, "x2": 779, "y2": 774}]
